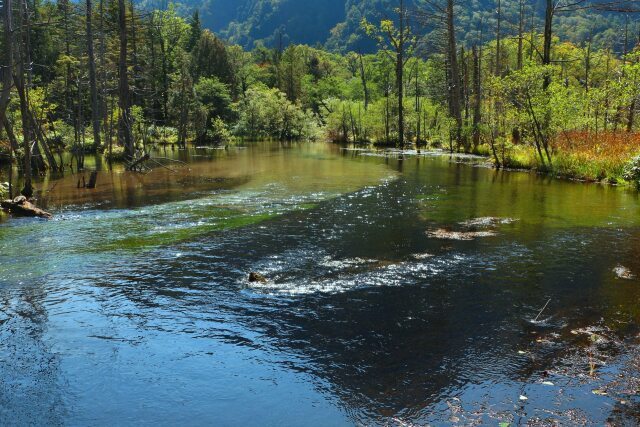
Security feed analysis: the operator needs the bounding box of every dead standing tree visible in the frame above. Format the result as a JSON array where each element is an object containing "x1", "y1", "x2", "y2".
[
  {"x1": 118, "y1": 0, "x2": 134, "y2": 161},
  {"x1": 362, "y1": 0, "x2": 416, "y2": 147},
  {"x1": 417, "y1": 0, "x2": 466, "y2": 150}
]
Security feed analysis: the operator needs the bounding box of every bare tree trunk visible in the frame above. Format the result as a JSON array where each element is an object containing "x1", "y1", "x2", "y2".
[
  {"x1": 584, "y1": 32, "x2": 592, "y2": 93},
  {"x1": 0, "y1": 0, "x2": 13, "y2": 124},
  {"x1": 472, "y1": 45, "x2": 481, "y2": 149},
  {"x1": 86, "y1": 0, "x2": 101, "y2": 149},
  {"x1": 99, "y1": 0, "x2": 108, "y2": 134},
  {"x1": 543, "y1": 0, "x2": 553, "y2": 89},
  {"x1": 397, "y1": 0, "x2": 405, "y2": 147},
  {"x1": 0, "y1": 0, "x2": 15, "y2": 196},
  {"x1": 118, "y1": 0, "x2": 134, "y2": 159},
  {"x1": 415, "y1": 63, "x2": 421, "y2": 146},
  {"x1": 358, "y1": 53, "x2": 369, "y2": 111},
  {"x1": 495, "y1": 0, "x2": 501, "y2": 76},
  {"x1": 517, "y1": 0, "x2": 524, "y2": 70},
  {"x1": 447, "y1": 0, "x2": 463, "y2": 147},
  {"x1": 628, "y1": 55, "x2": 637, "y2": 133},
  {"x1": 16, "y1": 0, "x2": 32, "y2": 196}
]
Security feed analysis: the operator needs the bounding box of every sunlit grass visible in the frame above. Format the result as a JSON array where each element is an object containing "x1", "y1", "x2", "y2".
[{"x1": 479, "y1": 131, "x2": 640, "y2": 184}]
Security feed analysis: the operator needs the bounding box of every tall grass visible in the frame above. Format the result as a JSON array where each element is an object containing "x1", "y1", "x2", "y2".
[{"x1": 483, "y1": 131, "x2": 640, "y2": 184}]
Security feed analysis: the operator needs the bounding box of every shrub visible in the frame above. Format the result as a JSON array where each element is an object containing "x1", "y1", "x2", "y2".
[
  {"x1": 235, "y1": 85, "x2": 319, "y2": 141},
  {"x1": 623, "y1": 155, "x2": 640, "y2": 189},
  {"x1": 104, "y1": 145, "x2": 127, "y2": 161},
  {"x1": 148, "y1": 125, "x2": 179, "y2": 145},
  {"x1": 208, "y1": 118, "x2": 234, "y2": 145},
  {"x1": 0, "y1": 182, "x2": 8, "y2": 200}
]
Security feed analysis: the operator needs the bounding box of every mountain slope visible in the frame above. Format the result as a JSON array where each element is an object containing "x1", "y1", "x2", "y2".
[{"x1": 143, "y1": 0, "x2": 630, "y2": 52}]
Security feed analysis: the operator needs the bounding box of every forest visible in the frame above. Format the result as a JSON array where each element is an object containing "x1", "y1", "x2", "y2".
[{"x1": 2, "y1": 0, "x2": 640, "y2": 200}]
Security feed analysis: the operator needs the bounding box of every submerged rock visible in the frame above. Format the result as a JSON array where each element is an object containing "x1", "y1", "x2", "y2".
[
  {"x1": 426, "y1": 217, "x2": 514, "y2": 241},
  {"x1": 613, "y1": 265, "x2": 635, "y2": 280},
  {"x1": 248, "y1": 272, "x2": 268, "y2": 283},
  {"x1": 459, "y1": 217, "x2": 516, "y2": 228},
  {"x1": 426, "y1": 228, "x2": 496, "y2": 241},
  {"x1": 1, "y1": 196, "x2": 52, "y2": 219}
]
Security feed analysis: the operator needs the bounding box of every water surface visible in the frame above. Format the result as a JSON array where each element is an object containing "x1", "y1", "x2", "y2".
[{"x1": 1, "y1": 143, "x2": 639, "y2": 425}]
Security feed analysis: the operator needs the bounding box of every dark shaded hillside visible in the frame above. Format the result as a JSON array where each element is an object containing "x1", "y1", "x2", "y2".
[
  {"x1": 200, "y1": 0, "x2": 347, "y2": 47},
  {"x1": 139, "y1": 0, "x2": 634, "y2": 53}
]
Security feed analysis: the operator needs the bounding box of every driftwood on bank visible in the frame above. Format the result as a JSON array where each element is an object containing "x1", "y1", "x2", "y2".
[{"x1": 1, "y1": 196, "x2": 53, "y2": 219}]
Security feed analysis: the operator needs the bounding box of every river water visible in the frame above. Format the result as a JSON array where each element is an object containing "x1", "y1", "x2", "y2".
[{"x1": 1, "y1": 142, "x2": 639, "y2": 425}]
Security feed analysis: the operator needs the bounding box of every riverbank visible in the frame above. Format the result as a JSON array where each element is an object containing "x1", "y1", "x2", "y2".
[{"x1": 472, "y1": 132, "x2": 640, "y2": 188}]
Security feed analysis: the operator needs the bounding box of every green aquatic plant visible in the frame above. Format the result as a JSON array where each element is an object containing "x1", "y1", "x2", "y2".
[
  {"x1": 96, "y1": 201, "x2": 321, "y2": 252},
  {"x1": 102, "y1": 211, "x2": 279, "y2": 251}
]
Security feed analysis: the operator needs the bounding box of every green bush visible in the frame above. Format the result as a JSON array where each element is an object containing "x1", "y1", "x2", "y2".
[
  {"x1": 623, "y1": 155, "x2": 640, "y2": 189},
  {"x1": 209, "y1": 118, "x2": 233, "y2": 144},
  {"x1": 104, "y1": 145, "x2": 127, "y2": 161},
  {"x1": 0, "y1": 182, "x2": 9, "y2": 200},
  {"x1": 148, "y1": 125, "x2": 179, "y2": 145}
]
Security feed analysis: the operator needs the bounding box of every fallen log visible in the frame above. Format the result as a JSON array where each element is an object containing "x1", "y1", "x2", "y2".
[
  {"x1": 1, "y1": 196, "x2": 53, "y2": 219},
  {"x1": 127, "y1": 154, "x2": 150, "y2": 172}
]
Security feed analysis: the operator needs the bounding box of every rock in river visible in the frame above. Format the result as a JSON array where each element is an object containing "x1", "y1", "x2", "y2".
[
  {"x1": 614, "y1": 265, "x2": 635, "y2": 280},
  {"x1": 248, "y1": 272, "x2": 268, "y2": 283}
]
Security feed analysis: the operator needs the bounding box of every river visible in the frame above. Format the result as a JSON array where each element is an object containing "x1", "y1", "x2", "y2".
[{"x1": 1, "y1": 142, "x2": 639, "y2": 425}]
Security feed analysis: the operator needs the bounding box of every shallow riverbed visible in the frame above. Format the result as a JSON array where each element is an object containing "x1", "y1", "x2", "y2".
[{"x1": 1, "y1": 142, "x2": 639, "y2": 425}]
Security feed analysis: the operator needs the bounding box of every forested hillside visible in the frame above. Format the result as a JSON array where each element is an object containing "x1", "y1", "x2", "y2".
[{"x1": 138, "y1": 0, "x2": 633, "y2": 52}]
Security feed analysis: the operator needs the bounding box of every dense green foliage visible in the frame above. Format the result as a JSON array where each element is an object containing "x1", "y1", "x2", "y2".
[{"x1": 2, "y1": 0, "x2": 640, "y2": 193}]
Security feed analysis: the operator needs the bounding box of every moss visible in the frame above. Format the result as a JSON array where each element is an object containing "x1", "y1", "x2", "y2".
[
  {"x1": 100, "y1": 211, "x2": 279, "y2": 251},
  {"x1": 297, "y1": 203, "x2": 318, "y2": 210}
]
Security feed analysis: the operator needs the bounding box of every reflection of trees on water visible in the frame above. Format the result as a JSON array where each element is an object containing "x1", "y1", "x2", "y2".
[{"x1": 0, "y1": 282, "x2": 66, "y2": 424}]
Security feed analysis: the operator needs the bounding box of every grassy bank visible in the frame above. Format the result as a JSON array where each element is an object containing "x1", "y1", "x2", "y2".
[{"x1": 474, "y1": 132, "x2": 640, "y2": 188}]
